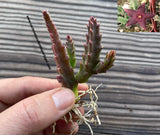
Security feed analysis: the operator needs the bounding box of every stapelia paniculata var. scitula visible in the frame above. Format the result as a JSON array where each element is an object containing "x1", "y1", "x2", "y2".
[{"x1": 43, "y1": 10, "x2": 115, "y2": 99}]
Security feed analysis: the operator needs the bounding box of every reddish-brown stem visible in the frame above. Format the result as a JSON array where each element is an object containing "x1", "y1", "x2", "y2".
[{"x1": 150, "y1": 0, "x2": 158, "y2": 32}]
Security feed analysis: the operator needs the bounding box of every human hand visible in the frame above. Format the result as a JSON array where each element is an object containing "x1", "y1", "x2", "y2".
[{"x1": 0, "y1": 76, "x2": 88, "y2": 135}]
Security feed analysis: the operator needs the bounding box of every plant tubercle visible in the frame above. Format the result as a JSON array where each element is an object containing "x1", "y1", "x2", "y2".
[{"x1": 43, "y1": 11, "x2": 116, "y2": 99}]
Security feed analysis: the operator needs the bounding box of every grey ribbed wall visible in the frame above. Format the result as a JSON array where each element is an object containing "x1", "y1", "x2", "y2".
[{"x1": 1, "y1": 0, "x2": 160, "y2": 134}]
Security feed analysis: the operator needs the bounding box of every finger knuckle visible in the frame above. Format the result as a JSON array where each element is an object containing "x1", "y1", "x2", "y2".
[
  {"x1": 20, "y1": 98, "x2": 40, "y2": 126},
  {"x1": 21, "y1": 76, "x2": 32, "y2": 91}
]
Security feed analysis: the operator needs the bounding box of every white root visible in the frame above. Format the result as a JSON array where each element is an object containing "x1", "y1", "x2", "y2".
[
  {"x1": 52, "y1": 122, "x2": 56, "y2": 134},
  {"x1": 53, "y1": 84, "x2": 102, "y2": 135}
]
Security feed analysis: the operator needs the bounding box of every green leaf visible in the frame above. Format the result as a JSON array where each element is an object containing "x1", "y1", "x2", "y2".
[
  {"x1": 118, "y1": 16, "x2": 128, "y2": 25},
  {"x1": 154, "y1": 15, "x2": 160, "y2": 22},
  {"x1": 129, "y1": 0, "x2": 139, "y2": 10},
  {"x1": 118, "y1": 6, "x2": 124, "y2": 15}
]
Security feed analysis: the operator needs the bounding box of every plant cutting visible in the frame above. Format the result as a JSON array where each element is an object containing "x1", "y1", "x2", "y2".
[{"x1": 43, "y1": 10, "x2": 116, "y2": 135}]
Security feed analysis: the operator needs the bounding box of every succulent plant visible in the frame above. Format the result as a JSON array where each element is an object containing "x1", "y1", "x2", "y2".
[{"x1": 43, "y1": 11, "x2": 116, "y2": 99}]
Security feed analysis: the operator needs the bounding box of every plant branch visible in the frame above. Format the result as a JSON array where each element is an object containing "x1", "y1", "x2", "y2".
[
  {"x1": 43, "y1": 11, "x2": 78, "y2": 96},
  {"x1": 76, "y1": 16, "x2": 115, "y2": 83}
]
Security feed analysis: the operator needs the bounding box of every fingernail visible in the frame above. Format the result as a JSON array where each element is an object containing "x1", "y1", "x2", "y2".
[{"x1": 52, "y1": 88, "x2": 74, "y2": 111}]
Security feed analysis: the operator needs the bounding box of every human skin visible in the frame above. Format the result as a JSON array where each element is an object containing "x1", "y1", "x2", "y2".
[{"x1": 0, "y1": 76, "x2": 88, "y2": 135}]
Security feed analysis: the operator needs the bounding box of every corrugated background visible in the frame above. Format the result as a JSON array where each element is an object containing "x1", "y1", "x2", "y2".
[{"x1": 1, "y1": 0, "x2": 160, "y2": 134}]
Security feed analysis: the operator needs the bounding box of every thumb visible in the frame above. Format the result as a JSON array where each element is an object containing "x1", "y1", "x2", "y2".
[{"x1": 0, "y1": 87, "x2": 75, "y2": 135}]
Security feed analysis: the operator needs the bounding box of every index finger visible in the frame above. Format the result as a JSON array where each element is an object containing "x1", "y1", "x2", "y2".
[
  {"x1": 0, "y1": 76, "x2": 88, "y2": 105},
  {"x1": 0, "y1": 76, "x2": 61, "y2": 105}
]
